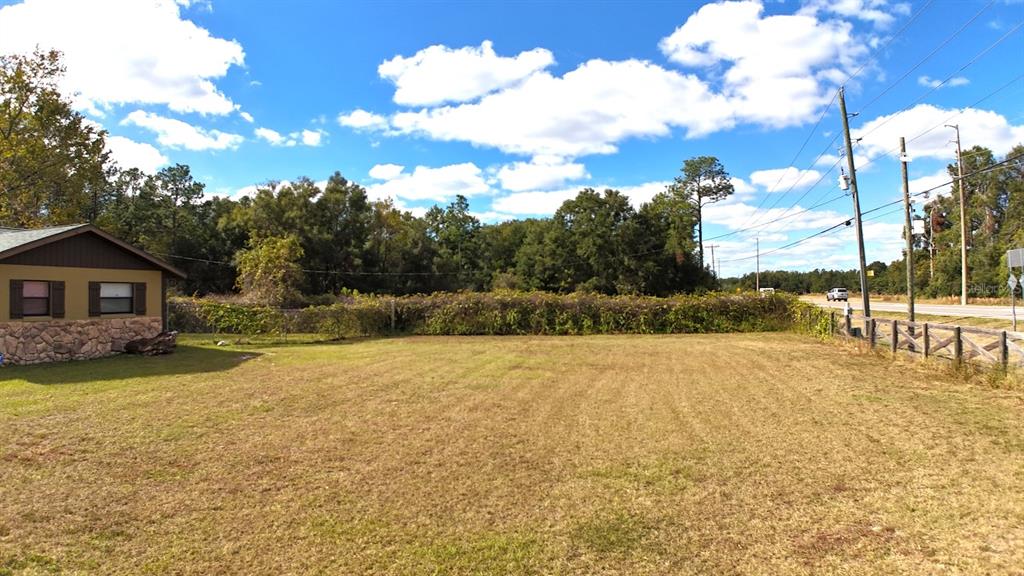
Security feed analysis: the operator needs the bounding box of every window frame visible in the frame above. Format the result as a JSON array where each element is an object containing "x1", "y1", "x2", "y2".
[
  {"x1": 21, "y1": 280, "x2": 51, "y2": 317},
  {"x1": 99, "y1": 282, "x2": 134, "y2": 315}
]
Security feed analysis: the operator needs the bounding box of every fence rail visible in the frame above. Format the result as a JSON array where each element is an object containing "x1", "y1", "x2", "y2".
[{"x1": 835, "y1": 312, "x2": 1024, "y2": 369}]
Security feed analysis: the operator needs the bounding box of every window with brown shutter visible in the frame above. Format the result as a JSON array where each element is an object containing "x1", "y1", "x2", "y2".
[
  {"x1": 88, "y1": 282, "x2": 101, "y2": 317},
  {"x1": 9, "y1": 279, "x2": 23, "y2": 319},
  {"x1": 21, "y1": 281, "x2": 50, "y2": 317},
  {"x1": 133, "y1": 282, "x2": 147, "y2": 315},
  {"x1": 50, "y1": 281, "x2": 65, "y2": 318}
]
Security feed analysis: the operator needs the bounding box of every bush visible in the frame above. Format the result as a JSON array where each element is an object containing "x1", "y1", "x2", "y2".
[{"x1": 168, "y1": 291, "x2": 815, "y2": 338}]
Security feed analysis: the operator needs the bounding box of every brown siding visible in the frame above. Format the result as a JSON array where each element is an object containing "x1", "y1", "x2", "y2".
[{"x1": 0, "y1": 232, "x2": 158, "y2": 270}]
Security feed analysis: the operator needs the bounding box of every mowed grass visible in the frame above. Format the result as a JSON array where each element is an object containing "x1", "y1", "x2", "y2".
[{"x1": 2, "y1": 334, "x2": 1023, "y2": 575}]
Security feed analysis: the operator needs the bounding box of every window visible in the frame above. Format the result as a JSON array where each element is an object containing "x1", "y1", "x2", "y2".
[
  {"x1": 22, "y1": 281, "x2": 50, "y2": 316},
  {"x1": 100, "y1": 282, "x2": 133, "y2": 314}
]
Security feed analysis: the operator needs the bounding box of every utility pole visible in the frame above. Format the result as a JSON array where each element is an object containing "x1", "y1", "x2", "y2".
[
  {"x1": 928, "y1": 205, "x2": 935, "y2": 280},
  {"x1": 755, "y1": 236, "x2": 760, "y2": 291},
  {"x1": 708, "y1": 244, "x2": 719, "y2": 277},
  {"x1": 946, "y1": 124, "x2": 968, "y2": 305},
  {"x1": 839, "y1": 86, "x2": 871, "y2": 317},
  {"x1": 900, "y1": 137, "x2": 915, "y2": 323}
]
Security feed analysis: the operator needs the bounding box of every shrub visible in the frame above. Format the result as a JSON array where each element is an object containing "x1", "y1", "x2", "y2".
[{"x1": 169, "y1": 291, "x2": 815, "y2": 338}]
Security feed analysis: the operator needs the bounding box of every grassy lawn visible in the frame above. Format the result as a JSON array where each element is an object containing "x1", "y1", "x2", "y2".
[{"x1": 2, "y1": 334, "x2": 1023, "y2": 575}]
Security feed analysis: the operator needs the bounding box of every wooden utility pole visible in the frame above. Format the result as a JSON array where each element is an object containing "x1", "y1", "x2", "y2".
[
  {"x1": 900, "y1": 137, "x2": 915, "y2": 323},
  {"x1": 708, "y1": 244, "x2": 719, "y2": 277},
  {"x1": 839, "y1": 87, "x2": 871, "y2": 317},
  {"x1": 947, "y1": 124, "x2": 968, "y2": 305},
  {"x1": 928, "y1": 205, "x2": 935, "y2": 279}
]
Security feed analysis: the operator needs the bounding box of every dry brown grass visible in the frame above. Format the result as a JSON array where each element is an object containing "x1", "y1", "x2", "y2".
[{"x1": 2, "y1": 334, "x2": 1023, "y2": 575}]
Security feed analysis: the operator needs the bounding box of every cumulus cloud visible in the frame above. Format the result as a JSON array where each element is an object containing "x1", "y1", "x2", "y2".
[
  {"x1": 491, "y1": 181, "x2": 672, "y2": 216},
  {"x1": 908, "y1": 168, "x2": 953, "y2": 198},
  {"x1": 0, "y1": 0, "x2": 244, "y2": 115},
  {"x1": 123, "y1": 110, "x2": 243, "y2": 150},
  {"x1": 855, "y1": 104, "x2": 1024, "y2": 161},
  {"x1": 337, "y1": 109, "x2": 390, "y2": 131},
  {"x1": 495, "y1": 157, "x2": 589, "y2": 192},
  {"x1": 799, "y1": 0, "x2": 910, "y2": 27},
  {"x1": 659, "y1": 0, "x2": 865, "y2": 128},
  {"x1": 379, "y1": 40, "x2": 555, "y2": 106},
  {"x1": 749, "y1": 167, "x2": 823, "y2": 191},
  {"x1": 390, "y1": 59, "x2": 734, "y2": 157},
  {"x1": 105, "y1": 135, "x2": 169, "y2": 173},
  {"x1": 344, "y1": 2, "x2": 879, "y2": 158},
  {"x1": 254, "y1": 127, "x2": 326, "y2": 147},
  {"x1": 368, "y1": 163, "x2": 405, "y2": 180},
  {"x1": 917, "y1": 75, "x2": 970, "y2": 89},
  {"x1": 366, "y1": 163, "x2": 491, "y2": 202},
  {"x1": 239, "y1": 111, "x2": 255, "y2": 123}
]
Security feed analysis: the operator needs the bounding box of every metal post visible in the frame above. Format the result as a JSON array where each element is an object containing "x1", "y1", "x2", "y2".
[{"x1": 839, "y1": 87, "x2": 871, "y2": 317}]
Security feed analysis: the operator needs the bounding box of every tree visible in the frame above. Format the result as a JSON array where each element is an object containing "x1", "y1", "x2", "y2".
[
  {"x1": 670, "y1": 156, "x2": 734, "y2": 269},
  {"x1": 235, "y1": 236, "x2": 305, "y2": 307},
  {"x1": 0, "y1": 49, "x2": 110, "y2": 227}
]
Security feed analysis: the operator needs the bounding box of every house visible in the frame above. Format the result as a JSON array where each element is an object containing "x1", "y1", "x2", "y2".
[{"x1": 0, "y1": 224, "x2": 186, "y2": 365}]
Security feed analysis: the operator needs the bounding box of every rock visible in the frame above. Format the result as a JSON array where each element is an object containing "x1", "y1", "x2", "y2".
[{"x1": 125, "y1": 331, "x2": 178, "y2": 356}]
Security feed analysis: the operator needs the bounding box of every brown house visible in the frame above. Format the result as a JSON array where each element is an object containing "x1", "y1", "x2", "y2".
[{"x1": 0, "y1": 224, "x2": 186, "y2": 365}]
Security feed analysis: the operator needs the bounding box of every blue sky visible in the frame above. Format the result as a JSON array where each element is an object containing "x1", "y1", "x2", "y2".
[{"x1": 1, "y1": 0, "x2": 1022, "y2": 276}]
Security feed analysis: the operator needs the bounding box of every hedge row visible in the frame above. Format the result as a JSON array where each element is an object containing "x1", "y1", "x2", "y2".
[{"x1": 168, "y1": 291, "x2": 830, "y2": 338}]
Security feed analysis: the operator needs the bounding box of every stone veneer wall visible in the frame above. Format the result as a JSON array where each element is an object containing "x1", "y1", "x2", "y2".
[{"x1": 0, "y1": 317, "x2": 161, "y2": 365}]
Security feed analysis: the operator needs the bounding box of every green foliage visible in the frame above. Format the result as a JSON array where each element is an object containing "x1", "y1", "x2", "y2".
[
  {"x1": 169, "y1": 291, "x2": 811, "y2": 337},
  {"x1": 235, "y1": 236, "x2": 305, "y2": 307},
  {"x1": 0, "y1": 49, "x2": 110, "y2": 227}
]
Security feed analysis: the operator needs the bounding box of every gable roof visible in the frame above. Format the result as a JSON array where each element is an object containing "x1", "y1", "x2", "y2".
[{"x1": 0, "y1": 224, "x2": 186, "y2": 279}]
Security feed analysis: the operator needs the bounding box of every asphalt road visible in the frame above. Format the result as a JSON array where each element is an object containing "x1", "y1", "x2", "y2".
[{"x1": 801, "y1": 296, "x2": 1020, "y2": 320}]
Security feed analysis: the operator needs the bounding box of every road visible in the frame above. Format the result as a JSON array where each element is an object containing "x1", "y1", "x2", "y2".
[{"x1": 801, "y1": 296, "x2": 1020, "y2": 320}]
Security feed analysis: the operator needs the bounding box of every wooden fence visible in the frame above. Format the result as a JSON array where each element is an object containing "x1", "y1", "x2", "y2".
[{"x1": 834, "y1": 312, "x2": 1024, "y2": 369}]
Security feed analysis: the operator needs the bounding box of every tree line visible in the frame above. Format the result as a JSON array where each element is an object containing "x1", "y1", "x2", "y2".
[{"x1": 3, "y1": 50, "x2": 1022, "y2": 304}]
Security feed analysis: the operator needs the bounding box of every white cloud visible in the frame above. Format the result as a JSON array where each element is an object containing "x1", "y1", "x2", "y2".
[
  {"x1": 0, "y1": 0, "x2": 244, "y2": 115},
  {"x1": 368, "y1": 163, "x2": 405, "y2": 181},
  {"x1": 491, "y1": 181, "x2": 672, "y2": 216},
  {"x1": 366, "y1": 163, "x2": 491, "y2": 202},
  {"x1": 491, "y1": 188, "x2": 579, "y2": 215},
  {"x1": 351, "y1": 3, "x2": 873, "y2": 158},
  {"x1": 239, "y1": 111, "x2": 255, "y2": 123},
  {"x1": 337, "y1": 109, "x2": 390, "y2": 131},
  {"x1": 731, "y1": 177, "x2": 756, "y2": 195},
  {"x1": 659, "y1": 0, "x2": 865, "y2": 128},
  {"x1": 254, "y1": 127, "x2": 325, "y2": 147},
  {"x1": 390, "y1": 58, "x2": 734, "y2": 157},
  {"x1": 799, "y1": 0, "x2": 910, "y2": 27},
  {"x1": 105, "y1": 135, "x2": 169, "y2": 173},
  {"x1": 254, "y1": 127, "x2": 289, "y2": 146},
  {"x1": 496, "y1": 157, "x2": 589, "y2": 191},
  {"x1": 908, "y1": 168, "x2": 953, "y2": 198},
  {"x1": 749, "y1": 167, "x2": 823, "y2": 191},
  {"x1": 123, "y1": 110, "x2": 243, "y2": 151},
  {"x1": 855, "y1": 104, "x2": 1024, "y2": 161},
  {"x1": 917, "y1": 75, "x2": 970, "y2": 89},
  {"x1": 300, "y1": 129, "x2": 324, "y2": 147},
  {"x1": 379, "y1": 40, "x2": 555, "y2": 106}
]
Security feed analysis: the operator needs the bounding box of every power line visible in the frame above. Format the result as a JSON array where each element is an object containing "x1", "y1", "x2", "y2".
[{"x1": 718, "y1": 153, "x2": 1024, "y2": 265}]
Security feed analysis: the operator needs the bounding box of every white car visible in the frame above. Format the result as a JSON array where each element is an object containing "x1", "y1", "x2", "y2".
[{"x1": 826, "y1": 287, "x2": 848, "y2": 302}]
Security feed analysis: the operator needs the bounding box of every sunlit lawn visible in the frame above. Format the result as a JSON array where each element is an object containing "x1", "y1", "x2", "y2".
[{"x1": 1, "y1": 334, "x2": 1022, "y2": 574}]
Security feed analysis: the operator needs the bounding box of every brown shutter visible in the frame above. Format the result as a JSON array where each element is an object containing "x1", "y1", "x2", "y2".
[
  {"x1": 9, "y1": 280, "x2": 23, "y2": 320},
  {"x1": 133, "y1": 282, "x2": 147, "y2": 315},
  {"x1": 50, "y1": 281, "x2": 65, "y2": 318},
  {"x1": 88, "y1": 282, "x2": 101, "y2": 317}
]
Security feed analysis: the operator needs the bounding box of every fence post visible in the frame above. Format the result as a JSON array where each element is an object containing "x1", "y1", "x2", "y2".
[
  {"x1": 830, "y1": 311, "x2": 836, "y2": 335},
  {"x1": 845, "y1": 311, "x2": 852, "y2": 336},
  {"x1": 869, "y1": 319, "x2": 877, "y2": 349},
  {"x1": 1001, "y1": 330, "x2": 1009, "y2": 371},
  {"x1": 923, "y1": 323, "x2": 930, "y2": 359},
  {"x1": 953, "y1": 326, "x2": 962, "y2": 365},
  {"x1": 891, "y1": 319, "x2": 898, "y2": 354},
  {"x1": 390, "y1": 298, "x2": 397, "y2": 332}
]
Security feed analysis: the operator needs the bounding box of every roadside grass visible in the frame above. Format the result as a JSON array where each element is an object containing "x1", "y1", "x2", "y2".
[{"x1": 2, "y1": 334, "x2": 1023, "y2": 574}]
